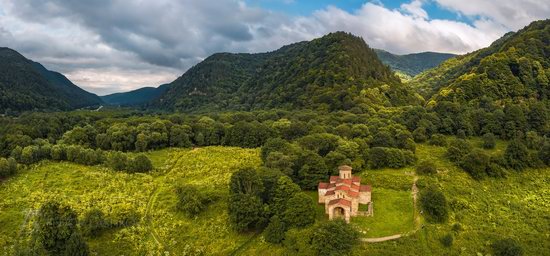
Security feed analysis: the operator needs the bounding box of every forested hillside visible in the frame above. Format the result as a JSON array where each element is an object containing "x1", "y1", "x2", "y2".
[
  {"x1": 374, "y1": 49, "x2": 456, "y2": 77},
  {"x1": 155, "y1": 32, "x2": 421, "y2": 112},
  {"x1": 101, "y1": 84, "x2": 169, "y2": 106},
  {"x1": 0, "y1": 48, "x2": 102, "y2": 113},
  {"x1": 411, "y1": 19, "x2": 550, "y2": 102}
]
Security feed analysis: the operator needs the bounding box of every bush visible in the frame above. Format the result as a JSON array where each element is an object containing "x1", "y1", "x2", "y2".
[
  {"x1": 538, "y1": 142, "x2": 550, "y2": 166},
  {"x1": 504, "y1": 140, "x2": 530, "y2": 171},
  {"x1": 416, "y1": 160, "x2": 436, "y2": 175},
  {"x1": 264, "y1": 215, "x2": 286, "y2": 244},
  {"x1": 310, "y1": 219, "x2": 360, "y2": 256},
  {"x1": 420, "y1": 186, "x2": 448, "y2": 223},
  {"x1": 368, "y1": 147, "x2": 416, "y2": 169},
  {"x1": 34, "y1": 201, "x2": 88, "y2": 255},
  {"x1": 127, "y1": 154, "x2": 153, "y2": 173},
  {"x1": 51, "y1": 145, "x2": 67, "y2": 161},
  {"x1": 525, "y1": 131, "x2": 544, "y2": 150},
  {"x1": 459, "y1": 149, "x2": 490, "y2": 180},
  {"x1": 81, "y1": 209, "x2": 108, "y2": 237},
  {"x1": 176, "y1": 186, "x2": 211, "y2": 217},
  {"x1": 440, "y1": 233, "x2": 453, "y2": 247},
  {"x1": 63, "y1": 232, "x2": 89, "y2": 256},
  {"x1": 413, "y1": 127, "x2": 428, "y2": 142},
  {"x1": 106, "y1": 151, "x2": 128, "y2": 171},
  {"x1": 492, "y1": 238, "x2": 523, "y2": 256},
  {"x1": 446, "y1": 139, "x2": 472, "y2": 163},
  {"x1": 0, "y1": 157, "x2": 17, "y2": 178},
  {"x1": 230, "y1": 167, "x2": 264, "y2": 196},
  {"x1": 228, "y1": 194, "x2": 265, "y2": 232},
  {"x1": 429, "y1": 134, "x2": 447, "y2": 146},
  {"x1": 482, "y1": 133, "x2": 496, "y2": 149},
  {"x1": 283, "y1": 192, "x2": 316, "y2": 228}
]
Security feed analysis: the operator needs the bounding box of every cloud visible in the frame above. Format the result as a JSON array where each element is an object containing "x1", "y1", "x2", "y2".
[
  {"x1": 401, "y1": 0, "x2": 428, "y2": 19},
  {"x1": 0, "y1": 0, "x2": 547, "y2": 94},
  {"x1": 435, "y1": 0, "x2": 550, "y2": 30}
]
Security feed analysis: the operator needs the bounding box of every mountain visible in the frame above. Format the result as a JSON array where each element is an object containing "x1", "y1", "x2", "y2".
[
  {"x1": 0, "y1": 48, "x2": 102, "y2": 112},
  {"x1": 101, "y1": 84, "x2": 169, "y2": 106},
  {"x1": 411, "y1": 19, "x2": 550, "y2": 102},
  {"x1": 374, "y1": 49, "x2": 456, "y2": 77},
  {"x1": 155, "y1": 32, "x2": 421, "y2": 112}
]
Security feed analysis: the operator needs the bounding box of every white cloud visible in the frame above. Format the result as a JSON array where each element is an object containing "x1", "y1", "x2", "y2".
[
  {"x1": 401, "y1": 0, "x2": 429, "y2": 19},
  {"x1": 435, "y1": 0, "x2": 550, "y2": 30},
  {"x1": 0, "y1": 0, "x2": 547, "y2": 94}
]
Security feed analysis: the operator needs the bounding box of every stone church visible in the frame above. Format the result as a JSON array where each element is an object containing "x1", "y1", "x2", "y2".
[{"x1": 317, "y1": 165, "x2": 373, "y2": 223}]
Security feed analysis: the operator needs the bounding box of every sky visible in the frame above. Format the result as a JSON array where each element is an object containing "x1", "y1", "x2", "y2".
[{"x1": 0, "y1": 0, "x2": 549, "y2": 95}]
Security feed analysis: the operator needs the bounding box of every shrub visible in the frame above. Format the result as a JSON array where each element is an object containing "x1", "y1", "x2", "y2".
[
  {"x1": 283, "y1": 192, "x2": 316, "y2": 228},
  {"x1": 310, "y1": 219, "x2": 360, "y2": 256},
  {"x1": 34, "y1": 201, "x2": 88, "y2": 255},
  {"x1": 63, "y1": 232, "x2": 89, "y2": 256},
  {"x1": 459, "y1": 149, "x2": 490, "y2": 180},
  {"x1": 539, "y1": 142, "x2": 550, "y2": 166},
  {"x1": 416, "y1": 160, "x2": 437, "y2": 175},
  {"x1": 228, "y1": 194, "x2": 265, "y2": 232},
  {"x1": 446, "y1": 139, "x2": 472, "y2": 163},
  {"x1": 413, "y1": 127, "x2": 428, "y2": 142},
  {"x1": 492, "y1": 238, "x2": 523, "y2": 256},
  {"x1": 525, "y1": 131, "x2": 544, "y2": 150},
  {"x1": 106, "y1": 151, "x2": 128, "y2": 171},
  {"x1": 127, "y1": 154, "x2": 153, "y2": 173},
  {"x1": 0, "y1": 157, "x2": 17, "y2": 178},
  {"x1": 429, "y1": 134, "x2": 447, "y2": 146},
  {"x1": 504, "y1": 140, "x2": 530, "y2": 171},
  {"x1": 482, "y1": 133, "x2": 496, "y2": 149},
  {"x1": 229, "y1": 167, "x2": 264, "y2": 196},
  {"x1": 264, "y1": 215, "x2": 286, "y2": 244},
  {"x1": 51, "y1": 145, "x2": 67, "y2": 161},
  {"x1": 420, "y1": 186, "x2": 448, "y2": 223},
  {"x1": 440, "y1": 233, "x2": 453, "y2": 247},
  {"x1": 176, "y1": 186, "x2": 211, "y2": 217},
  {"x1": 81, "y1": 209, "x2": 108, "y2": 237}
]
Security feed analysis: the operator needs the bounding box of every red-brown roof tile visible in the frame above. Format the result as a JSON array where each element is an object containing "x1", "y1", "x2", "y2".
[
  {"x1": 318, "y1": 182, "x2": 329, "y2": 189},
  {"x1": 335, "y1": 185, "x2": 350, "y2": 191},
  {"x1": 330, "y1": 176, "x2": 339, "y2": 182},
  {"x1": 348, "y1": 191, "x2": 359, "y2": 198},
  {"x1": 352, "y1": 176, "x2": 361, "y2": 182},
  {"x1": 360, "y1": 185, "x2": 372, "y2": 192},
  {"x1": 328, "y1": 198, "x2": 352, "y2": 207}
]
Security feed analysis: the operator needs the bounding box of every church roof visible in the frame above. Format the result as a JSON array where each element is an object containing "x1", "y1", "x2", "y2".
[
  {"x1": 328, "y1": 198, "x2": 352, "y2": 207},
  {"x1": 318, "y1": 182, "x2": 329, "y2": 189},
  {"x1": 360, "y1": 185, "x2": 372, "y2": 192}
]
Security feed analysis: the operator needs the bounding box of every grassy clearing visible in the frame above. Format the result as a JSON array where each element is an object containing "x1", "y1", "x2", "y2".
[
  {"x1": 351, "y1": 188, "x2": 414, "y2": 238},
  {"x1": 357, "y1": 142, "x2": 550, "y2": 255},
  {"x1": 0, "y1": 147, "x2": 261, "y2": 255},
  {"x1": 1, "y1": 139, "x2": 548, "y2": 255}
]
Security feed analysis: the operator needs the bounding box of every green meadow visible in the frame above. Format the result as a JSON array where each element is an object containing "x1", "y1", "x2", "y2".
[{"x1": 0, "y1": 141, "x2": 548, "y2": 255}]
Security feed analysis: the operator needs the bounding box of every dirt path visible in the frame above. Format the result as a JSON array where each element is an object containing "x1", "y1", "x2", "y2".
[
  {"x1": 412, "y1": 175, "x2": 420, "y2": 229},
  {"x1": 362, "y1": 234, "x2": 402, "y2": 243},
  {"x1": 143, "y1": 149, "x2": 187, "y2": 253}
]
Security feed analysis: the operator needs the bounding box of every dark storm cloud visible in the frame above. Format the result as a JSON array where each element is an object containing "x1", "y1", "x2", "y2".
[{"x1": 6, "y1": 0, "x2": 261, "y2": 69}]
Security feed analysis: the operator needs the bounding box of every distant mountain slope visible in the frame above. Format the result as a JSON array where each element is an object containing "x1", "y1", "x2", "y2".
[
  {"x1": 411, "y1": 19, "x2": 550, "y2": 102},
  {"x1": 374, "y1": 49, "x2": 456, "y2": 77},
  {"x1": 101, "y1": 84, "x2": 169, "y2": 106},
  {"x1": 155, "y1": 32, "x2": 421, "y2": 112},
  {"x1": 0, "y1": 48, "x2": 102, "y2": 112}
]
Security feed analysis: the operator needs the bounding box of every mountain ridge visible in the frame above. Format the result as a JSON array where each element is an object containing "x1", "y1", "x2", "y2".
[{"x1": 0, "y1": 47, "x2": 102, "y2": 113}]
